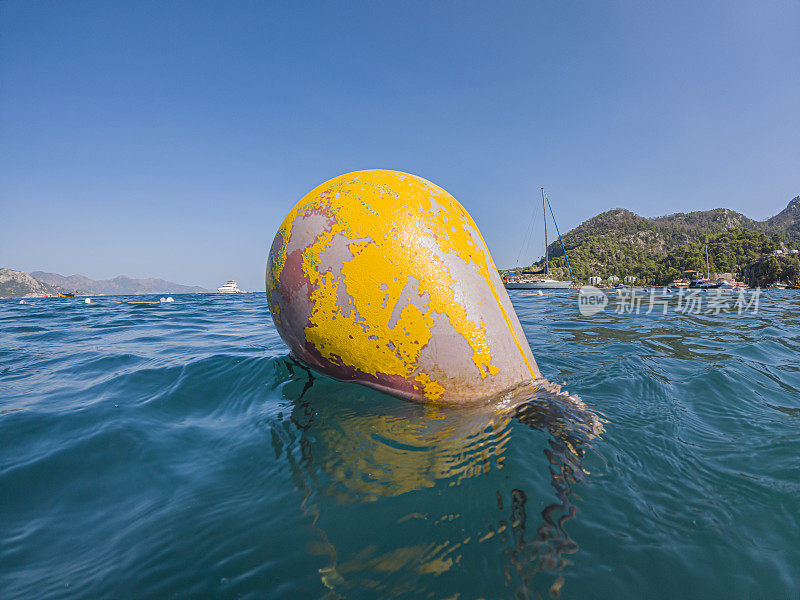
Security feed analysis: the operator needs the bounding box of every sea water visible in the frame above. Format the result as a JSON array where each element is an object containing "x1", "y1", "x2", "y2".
[{"x1": 1, "y1": 291, "x2": 799, "y2": 599}]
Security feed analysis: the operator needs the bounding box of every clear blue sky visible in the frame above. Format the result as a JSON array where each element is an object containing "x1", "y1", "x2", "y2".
[{"x1": 2, "y1": 1, "x2": 798, "y2": 291}]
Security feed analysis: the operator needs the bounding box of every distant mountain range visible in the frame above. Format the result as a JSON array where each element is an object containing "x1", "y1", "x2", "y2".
[
  {"x1": 504, "y1": 195, "x2": 800, "y2": 284},
  {"x1": 31, "y1": 271, "x2": 210, "y2": 295},
  {"x1": 0, "y1": 269, "x2": 210, "y2": 298}
]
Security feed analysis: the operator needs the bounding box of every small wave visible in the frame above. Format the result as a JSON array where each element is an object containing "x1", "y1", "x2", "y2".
[{"x1": 2, "y1": 292, "x2": 800, "y2": 599}]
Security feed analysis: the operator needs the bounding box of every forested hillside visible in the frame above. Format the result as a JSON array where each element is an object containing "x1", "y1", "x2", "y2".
[{"x1": 502, "y1": 196, "x2": 800, "y2": 285}]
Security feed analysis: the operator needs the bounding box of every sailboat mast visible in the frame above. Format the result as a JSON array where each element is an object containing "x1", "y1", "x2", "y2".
[
  {"x1": 705, "y1": 244, "x2": 710, "y2": 280},
  {"x1": 542, "y1": 187, "x2": 548, "y2": 275}
]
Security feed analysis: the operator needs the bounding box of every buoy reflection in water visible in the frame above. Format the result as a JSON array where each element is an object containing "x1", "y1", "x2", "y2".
[{"x1": 269, "y1": 358, "x2": 603, "y2": 598}]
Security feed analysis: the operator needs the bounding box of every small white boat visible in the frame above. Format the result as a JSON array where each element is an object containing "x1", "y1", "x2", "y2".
[
  {"x1": 217, "y1": 280, "x2": 245, "y2": 293},
  {"x1": 689, "y1": 279, "x2": 722, "y2": 290}
]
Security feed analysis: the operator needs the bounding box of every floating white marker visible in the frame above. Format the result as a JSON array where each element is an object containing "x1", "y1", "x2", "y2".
[
  {"x1": 166, "y1": 297, "x2": 174, "y2": 302},
  {"x1": 160, "y1": 297, "x2": 166, "y2": 302},
  {"x1": 85, "y1": 298, "x2": 92, "y2": 304},
  {"x1": 536, "y1": 290, "x2": 543, "y2": 296},
  {"x1": 19, "y1": 300, "x2": 26, "y2": 304}
]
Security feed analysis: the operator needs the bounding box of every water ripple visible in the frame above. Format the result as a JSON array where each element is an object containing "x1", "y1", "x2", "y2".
[{"x1": 1, "y1": 291, "x2": 799, "y2": 598}]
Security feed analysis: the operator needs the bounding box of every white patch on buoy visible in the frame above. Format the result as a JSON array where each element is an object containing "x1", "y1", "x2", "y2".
[
  {"x1": 19, "y1": 300, "x2": 26, "y2": 304},
  {"x1": 536, "y1": 290, "x2": 543, "y2": 296},
  {"x1": 166, "y1": 297, "x2": 174, "y2": 302},
  {"x1": 160, "y1": 297, "x2": 166, "y2": 302},
  {"x1": 85, "y1": 298, "x2": 92, "y2": 304}
]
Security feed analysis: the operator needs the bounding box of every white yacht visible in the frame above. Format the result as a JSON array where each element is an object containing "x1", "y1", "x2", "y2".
[
  {"x1": 217, "y1": 280, "x2": 245, "y2": 293},
  {"x1": 505, "y1": 278, "x2": 572, "y2": 290},
  {"x1": 504, "y1": 188, "x2": 573, "y2": 290}
]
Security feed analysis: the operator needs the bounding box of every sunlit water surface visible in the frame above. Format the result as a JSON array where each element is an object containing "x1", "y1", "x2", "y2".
[{"x1": 2, "y1": 291, "x2": 799, "y2": 599}]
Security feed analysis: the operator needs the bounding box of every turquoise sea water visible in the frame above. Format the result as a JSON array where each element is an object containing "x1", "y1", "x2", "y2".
[{"x1": 2, "y1": 291, "x2": 799, "y2": 599}]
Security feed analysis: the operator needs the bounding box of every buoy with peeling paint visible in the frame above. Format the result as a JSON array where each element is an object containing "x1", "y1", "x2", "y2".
[{"x1": 266, "y1": 169, "x2": 540, "y2": 404}]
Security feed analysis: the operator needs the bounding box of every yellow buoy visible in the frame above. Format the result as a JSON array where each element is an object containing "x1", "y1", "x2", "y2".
[{"x1": 266, "y1": 170, "x2": 539, "y2": 404}]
